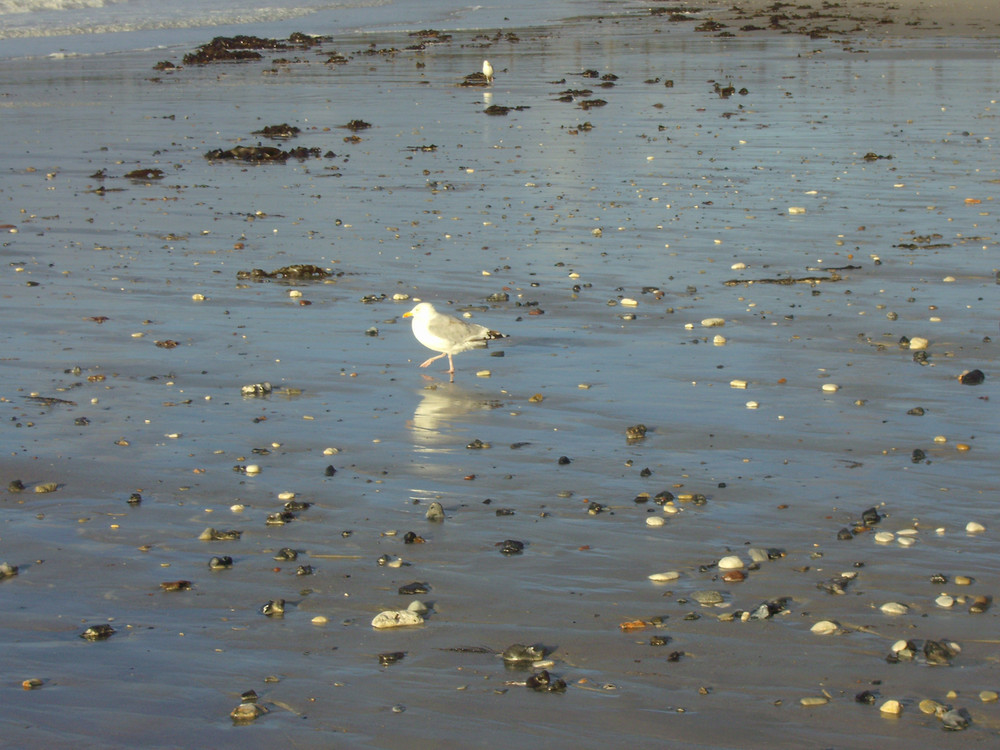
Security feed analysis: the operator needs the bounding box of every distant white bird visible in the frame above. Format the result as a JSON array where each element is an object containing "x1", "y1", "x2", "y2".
[
  {"x1": 403, "y1": 302, "x2": 506, "y2": 377},
  {"x1": 482, "y1": 59, "x2": 494, "y2": 83}
]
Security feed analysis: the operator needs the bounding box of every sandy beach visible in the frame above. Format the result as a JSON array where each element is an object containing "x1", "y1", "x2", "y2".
[{"x1": 2, "y1": 1, "x2": 998, "y2": 747}]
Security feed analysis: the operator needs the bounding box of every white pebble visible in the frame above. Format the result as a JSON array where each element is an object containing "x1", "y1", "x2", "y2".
[
  {"x1": 810, "y1": 620, "x2": 839, "y2": 635},
  {"x1": 880, "y1": 602, "x2": 909, "y2": 616},
  {"x1": 648, "y1": 571, "x2": 681, "y2": 582},
  {"x1": 323, "y1": 447, "x2": 340, "y2": 455},
  {"x1": 244, "y1": 464, "x2": 261, "y2": 475},
  {"x1": 289, "y1": 289, "x2": 302, "y2": 298},
  {"x1": 746, "y1": 401, "x2": 759, "y2": 409},
  {"x1": 935, "y1": 595, "x2": 955, "y2": 608},
  {"x1": 788, "y1": 206, "x2": 806, "y2": 214},
  {"x1": 620, "y1": 298, "x2": 638, "y2": 307},
  {"x1": 730, "y1": 379, "x2": 748, "y2": 389},
  {"x1": 731, "y1": 262, "x2": 747, "y2": 270},
  {"x1": 890, "y1": 639, "x2": 910, "y2": 653},
  {"x1": 717, "y1": 555, "x2": 744, "y2": 570},
  {"x1": 662, "y1": 505, "x2": 679, "y2": 515},
  {"x1": 191, "y1": 293, "x2": 206, "y2": 301},
  {"x1": 645, "y1": 516, "x2": 666, "y2": 527},
  {"x1": 713, "y1": 335, "x2": 727, "y2": 346},
  {"x1": 230, "y1": 504, "x2": 245, "y2": 513},
  {"x1": 874, "y1": 531, "x2": 895, "y2": 543},
  {"x1": 800, "y1": 696, "x2": 828, "y2": 706},
  {"x1": 942, "y1": 276, "x2": 956, "y2": 282},
  {"x1": 897, "y1": 536, "x2": 916, "y2": 547},
  {"x1": 821, "y1": 383, "x2": 840, "y2": 392},
  {"x1": 701, "y1": 317, "x2": 726, "y2": 327},
  {"x1": 908, "y1": 336, "x2": 929, "y2": 350},
  {"x1": 277, "y1": 491, "x2": 296, "y2": 501},
  {"x1": 371, "y1": 610, "x2": 424, "y2": 629},
  {"x1": 311, "y1": 615, "x2": 328, "y2": 625},
  {"x1": 476, "y1": 370, "x2": 492, "y2": 378},
  {"x1": 966, "y1": 521, "x2": 986, "y2": 533}
]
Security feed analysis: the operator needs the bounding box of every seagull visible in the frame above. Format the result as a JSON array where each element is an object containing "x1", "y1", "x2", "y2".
[
  {"x1": 482, "y1": 59, "x2": 494, "y2": 84},
  {"x1": 403, "y1": 302, "x2": 506, "y2": 377}
]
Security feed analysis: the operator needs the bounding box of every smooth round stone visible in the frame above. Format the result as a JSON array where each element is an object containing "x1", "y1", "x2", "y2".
[
  {"x1": 955, "y1": 575, "x2": 973, "y2": 585},
  {"x1": 897, "y1": 528, "x2": 918, "y2": 536},
  {"x1": 941, "y1": 709, "x2": 970, "y2": 730},
  {"x1": 980, "y1": 690, "x2": 999, "y2": 703},
  {"x1": 966, "y1": 521, "x2": 986, "y2": 533},
  {"x1": 747, "y1": 548, "x2": 770, "y2": 563},
  {"x1": 407, "y1": 600, "x2": 429, "y2": 614},
  {"x1": 692, "y1": 590, "x2": 724, "y2": 605},
  {"x1": 277, "y1": 491, "x2": 295, "y2": 501},
  {"x1": 713, "y1": 335, "x2": 727, "y2": 346},
  {"x1": 908, "y1": 336, "x2": 929, "y2": 350},
  {"x1": 800, "y1": 696, "x2": 828, "y2": 707},
  {"x1": 897, "y1": 536, "x2": 916, "y2": 547},
  {"x1": 371, "y1": 610, "x2": 424, "y2": 629},
  {"x1": 722, "y1": 570, "x2": 745, "y2": 583},
  {"x1": 879, "y1": 699, "x2": 903, "y2": 716},
  {"x1": 880, "y1": 602, "x2": 909, "y2": 615},
  {"x1": 645, "y1": 516, "x2": 666, "y2": 527},
  {"x1": 717, "y1": 555, "x2": 744, "y2": 570},
  {"x1": 729, "y1": 379, "x2": 748, "y2": 389},
  {"x1": 935, "y1": 595, "x2": 955, "y2": 608},
  {"x1": 919, "y1": 699, "x2": 946, "y2": 715},
  {"x1": 874, "y1": 531, "x2": 895, "y2": 543},
  {"x1": 648, "y1": 571, "x2": 681, "y2": 582},
  {"x1": 810, "y1": 620, "x2": 839, "y2": 635},
  {"x1": 890, "y1": 639, "x2": 911, "y2": 653},
  {"x1": 701, "y1": 317, "x2": 725, "y2": 327},
  {"x1": 662, "y1": 505, "x2": 679, "y2": 515},
  {"x1": 244, "y1": 464, "x2": 261, "y2": 475},
  {"x1": 311, "y1": 615, "x2": 329, "y2": 625},
  {"x1": 821, "y1": 383, "x2": 840, "y2": 393},
  {"x1": 746, "y1": 401, "x2": 759, "y2": 409}
]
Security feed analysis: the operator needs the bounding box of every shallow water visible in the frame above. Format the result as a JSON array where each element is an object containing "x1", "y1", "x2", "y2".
[{"x1": 1, "y1": 7, "x2": 999, "y2": 748}]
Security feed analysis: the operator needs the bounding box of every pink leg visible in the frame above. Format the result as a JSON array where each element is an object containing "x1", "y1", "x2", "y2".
[
  {"x1": 419, "y1": 352, "x2": 447, "y2": 368},
  {"x1": 446, "y1": 354, "x2": 456, "y2": 374}
]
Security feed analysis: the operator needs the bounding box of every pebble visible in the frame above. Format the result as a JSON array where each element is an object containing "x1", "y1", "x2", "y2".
[
  {"x1": 919, "y1": 699, "x2": 946, "y2": 715},
  {"x1": 717, "y1": 555, "x2": 744, "y2": 570},
  {"x1": 692, "y1": 590, "x2": 724, "y2": 605},
  {"x1": 821, "y1": 383, "x2": 840, "y2": 392},
  {"x1": 713, "y1": 335, "x2": 727, "y2": 345},
  {"x1": 788, "y1": 206, "x2": 806, "y2": 214},
  {"x1": 729, "y1": 379, "x2": 748, "y2": 389},
  {"x1": 966, "y1": 521, "x2": 986, "y2": 533},
  {"x1": 311, "y1": 615, "x2": 328, "y2": 625},
  {"x1": 425, "y1": 501, "x2": 445, "y2": 522},
  {"x1": 810, "y1": 620, "x2": 839, "y2": 635},
  {"x1": 879, "y1": 699, "x2": 903, "y2": 716},
  {"x1": 980, "y1": 690, "x2": 999, "y2": 703},
  {"x1": 800, "y1": 696, "x2": 828, "y2": 706},
  {"x1": 897, "y1": 536, "x2": 916, "y2": 547},
  {"x1": 940, "y1": 709, "x2": 970, "y2": 731},
  {"x1": 722, "y1": 570, "x2": 745, "y2": 582},
  {"x1": 244, "y1": 464, "x2": 261, "y2": 475},
  {"x1": 874, "y1": 531, "x2": 895, "y2": 543},
  {"x1": 747, "y1": 548, "x2": 770, "y2": 563},
  {"x1": 648, "y1": 571, "x2": 681, "y2": 582},
  {"x1": 701, "y1": 317, "x2": 725, "y2": 327},
  {"x1": 935, "y1": 595, "x2": 955, "y2": 608},
  {"x1": 371, "y1": 610, "x2": 424, "y2": 629},
  {"x1": 645, "y1": 516, "x2": 666, "y2": 527},
  {"x1": 22, "y1": 678, "x2": 43, "y2": 690},
  {"x1": 231, "y1": 702, "x2": 267, "y2": 723},
  {"x1": 908, "y1": 336, "x2": 929, "y2": 350},
  {"x1": 880, "y1": 602, "x2": 909, "y2": 615}
]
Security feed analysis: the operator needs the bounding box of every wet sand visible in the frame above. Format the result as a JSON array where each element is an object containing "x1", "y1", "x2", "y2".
[{"x1": 2, "y1": 2, "x2": 999, "y2": 747}]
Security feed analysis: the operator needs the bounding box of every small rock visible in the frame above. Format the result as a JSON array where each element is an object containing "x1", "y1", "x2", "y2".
[
  {"x1": 979, "y1": 690, "x2": 999, "y2": 703},
  {"x1": 800, "y1": 696, "x2": 828, "y2": 706},
  {"x1": 692, "y1": 590, "x2": 724, "y2": 605},
  {"x1": 966, "y1": 521, "x2": 986, "y2": 533},
  {"x1": 879, "y1": 699, "x2": 903, "y2": 716},
  {"x1": 717, "y1": 555, "x2": 744, "y2": 570},
  {"x1": 810, "y1": 620, "x2": 839, "y2": 635},
  {"x1": 919, "y1": 699, "x2": 947, "y2": 715},
  {"x1": 231, "y1": 702, "x2": 267, "y2": 723},
  {"x1": 648, "y1": 571, "x2": 680, "y2": 582},
  {"x1": 0, "y1": 561, "x2": 19, "y2": 579},
  {"x1": 22, "y1": 678, "x2": 43, "y2": 690},
  {"x1": 940, "y1": 708, "x2": 971, "y2": 731},
  {"x1": 701, "y1": 317, "x2": 725, "y2": 327},
  {"x1": 80, "y1": 624, "x2": 115, "y2": 640},
  {"x1": 935, "y1": 595, "x2": 954, "y2": 608},
  {"x1": 425, "y1": 501, "x2": 445, "y2": 522},
  {"x1": 371, "y1": 610, "x2": 424, "y2": 629},
  {"x1": 880, "y1": 602, "x2": 909, "y2": 615},
  {"x1": 958, "y1": 369, "x2": 985, "y2": 385}
]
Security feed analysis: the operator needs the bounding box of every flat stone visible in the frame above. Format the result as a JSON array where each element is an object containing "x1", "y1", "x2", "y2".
[
  {"x1": 880, "y1": 602, "x2": 909, "y2": 615},
  {"x1": 717, "y1": 555, "x2": 744, "y2": 570},
  {"x1": 979, "y1": 690, "x2": 999, "y2": 703},
  {"x1": 648, "y1": 571, "x2": 681, "y2": 582},
  {"x1": 810, "y1": 620, "x2": 839, "y2": 635},
  {"x1": 800, "y1": 696, "x2": 828, "y2": 706},
  {"x1": 692, "y1": 590, "x2": 724, "y2": 605}
]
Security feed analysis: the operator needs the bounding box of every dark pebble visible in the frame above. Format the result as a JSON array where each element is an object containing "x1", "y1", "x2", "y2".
[
  {"x1": 324, "y1": 465, "x2": 337, "y2": 476},
  {"x1": 526, "y1": 669, "x2": 567, "y2": 693},
  {"x1": 379, "y1": 651, "x2": 406, "y2": 666},
  {"x1": 127, "y1": 492, "x2": 142, "y2": 505},
  {"x1": 911, "y1": 448, "x2": 927, "y2": 463},
  {"x1": 398, "y1": 581, "x2": 429, "y2": 595},
  {"x1": 273, "y1": 548, "x2": 298, "y2": 561},
  {"x1": 855, "y1": 690, "x2": 878, "y2": 705},
  {"x1": 260, "y1": 599, "x2": 285, "y2": 617},
  {"x1": 209, "y1": 555, "x2": 233, "y2": 570},
  {"x1": 861, "y1": 507, "x2": 881, "y2": 525},
  {"x1": 80, "y1": 624, "x2": 115, "y2": 640},
  {"x1": 403, "y1": 531, "x2": 425, "y2": 544},
  {"x1": 295, "y1": 565, "x2": 314, "y2": 576},
  {"x1": 8, "y1": 479, "x2": 25, "y2": 493},
  {"x1": 959, "y1": 369, "x2": 985, "y2": 385},
  {"x1": 499, "y1": 539, "x2": 524, "y2": 555},
  {"x1": 557, "y1": 456, "x2": 572, "y2": 465},
  {"x1": 649, "y1": 635, "x2": 670, "y2": 646},
  {"x1": 837, "y1": 528, "x2": 854, "y2": 540}
]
